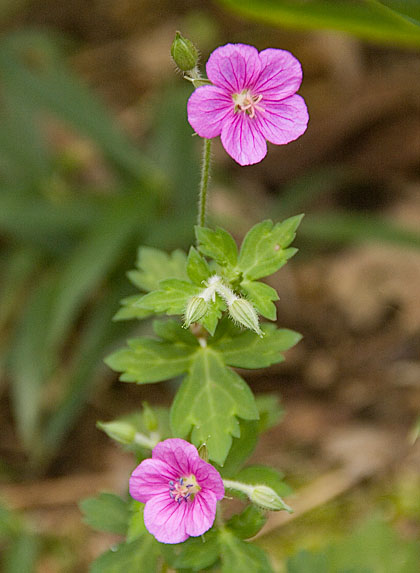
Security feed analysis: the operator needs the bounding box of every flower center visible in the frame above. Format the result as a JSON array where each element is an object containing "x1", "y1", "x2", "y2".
[
  {"x1": 169, "y1": 474, "x2": 201, "y2": 503},
  {"x1": 232, "y1": 89, "x2": 263, "y2": 119}
]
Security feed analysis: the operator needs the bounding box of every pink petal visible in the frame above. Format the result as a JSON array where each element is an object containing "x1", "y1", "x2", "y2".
[
  {"x1": 152, "y1": 438, "x2": 198, "y2": 476},
  {"x1": 256, "y1": 94, "x2": 309, "y2": 145},
  {"x1": 254, "y1": 48, "x2": 303, "y2": 101},
  {"x1": 185, "y1": 491, "x2": 218, "y2": 537},
  {"x1": 129, "y1": 458, "x2": 176, "y2": 503},
  {"x1": 206, "y1": 44, "x2": 261, "y2": 92},
  {"x1": 144, "y1": 493, "x2": 189, "y2": 544},
  {"x1": 187, "y1": 85, "x2": 233, "y2": 138},
  {"x1": 193, "y1": 461, "x2": 225, "y2": 500},
  {"x1": 221, "y1": 113, "x2": 267, "y2": 166}
]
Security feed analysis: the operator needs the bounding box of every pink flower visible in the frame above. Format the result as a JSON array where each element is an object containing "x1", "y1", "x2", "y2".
[
  {"x1": 187, "y1": 43, "x2": 309, "y2": 166},
  {"x1": 129, "y1": 438, "x2": 224, "y2": 544}
]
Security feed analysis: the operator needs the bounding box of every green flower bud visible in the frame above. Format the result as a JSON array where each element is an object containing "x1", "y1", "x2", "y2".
[
  {"x1": 171, "y1": 31, "x2": 199, "y2": 72},
  {"x1": 250, "y1": 485, "x2": 293, "y2": 513},
  {"x1": 228, "y1": 298, "x2": 263, "y2": 337},
  {"x1": 97, "y1": 420, "x2": 136, "y2": 445},
  {"x1": 184, "y1": 295, "x2": 208, "y2": 327}
]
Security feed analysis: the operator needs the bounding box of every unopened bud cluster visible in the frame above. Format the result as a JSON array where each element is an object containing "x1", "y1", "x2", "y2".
[{"x1": 184, "y1": 274, "x2": 263, "y2": 336}]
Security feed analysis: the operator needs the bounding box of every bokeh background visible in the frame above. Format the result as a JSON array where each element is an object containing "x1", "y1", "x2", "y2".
[{"x1": 0, "y1": 1, "x2": 420, "y2": 571}]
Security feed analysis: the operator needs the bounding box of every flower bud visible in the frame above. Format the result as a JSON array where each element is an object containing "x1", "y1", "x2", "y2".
[
  {"x1": 171, "y1": 31, "x2": 199, "y2": 72},
  {"x1": 184, "y1": 295, "x2": 208, "y2": 327},
  {"x1": 97, "y1": 420, "x2": 136, "y2": 445},
  {"x1": 250, "y1": 485, "x2": 293, "y2": 513},
  {"x1": 228, "y1": 298, "x2": 263, "y2": 337}
]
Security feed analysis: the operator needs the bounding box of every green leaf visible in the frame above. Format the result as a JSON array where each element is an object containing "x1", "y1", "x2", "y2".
[
  {"x1": 226, "y1": 505, "x2": 267, "y2": 539},
  {"x1": 152, "y1": 319, "x2": 198, "y2": 346},
  {"x1": 255, "y1": 394, "x2": 285, "y2": 433},
  {"x1": 187, "y1": 246, "x2": 212, "y2": 285},
  {"x1": 218, "y1": 0, "x2": 420, "y2": 47},
  {"x1": 105, "y1": 336, "x2": 194, "y2": 383},
  {"x1": 216, "y1": 420, "x2": 259, "y2": 478},
  {"x1": 138, "y1": 279, "x2": 200, "y2": 315},
  {"x1": 170, "y1": 347, "x2": 258, "y2": 465},
  {"x1": 219, "y1": 529, "x2": 274, "y2": 573},
  {"x1": 195, "y1": 226, "x2": 238, "y2": 268},
  {"x1": 234, "y1": 465, "x2": 293, "y2": 498},
  {"x1": 90, "y1": 537, "x2": 159, "y2": 573},
  {"x1": 212, "y1": 323, "x2": 302, "y2": 369},
  {"x1": 240, "y1": 279, "x2": 278, "y2": 320},
  {"x1": 161, "y1": 529, "x2": 220, "y2": 570},
  {"x1": 112, "y1": 295, "x2": 153, "y2": 321},
  {"x1": 126, "y1": 502, "x2": 147, "y2": 542},
  {"x1": 237, "y1": 217, "x2": 302, "y2": 280},
  {"x1": 128, "y1": 247, "x2": 188, "y2": 292},
  {"x1": 2, "y1": 532, "x2": 39, "y2": 573},
  {"x1": 378, "y1": 1, "x2": 420, "y2": 24},
  {"x1": 79, "y1": 493, "x2": 129, "y2": 535}
]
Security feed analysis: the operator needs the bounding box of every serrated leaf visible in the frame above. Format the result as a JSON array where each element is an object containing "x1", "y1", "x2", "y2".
[
  {"x1": 212, "y1": 323, "x2": 301, "y2": 369},
  {"x1": 240, "y1": 279, "x2": 279, "y2": 320},
  {"x1": 219, "y1": 529, "x2": 274, "y2": 573},
  {"x1": 105, "y1": 337, "x2": 194, "y2": 383},
  {"x1": 128, "y1": 247, "x2": 188, "y2": 292},
  {"x1": 138, "y1": 279, "x2": 200, "y2": 315},
  {"x1": 161, "y1": 529, "x2": 219, "y2": 571},
  {"x1": 199, "y1": 295, "x2": 226, "y2": 336},
  {"x1": 90, "y1": 537, "x2": 158, "y2": 573},
  {"x1": 237, "y1": 216, "x2": 303, "y2": 280},
  {"x1": 195, "y1": 226, "x2": 238, "y2": 268},
  {"x1": 226, "y1": 505, "x2": 267, "y2": 539},
  {"x1": 113, "y1": 295, "x2": 153, "y2": 321},
  {"x1": 79, "y1": 493, "x2": 129, "y2": 535},
  {"x1": 234, "y1": 465, "x2": 293, "y2": 498},
  {"x1": 187, "y1": 246, "x2": 212, "y2": 285},
  {"x1": 170, "y1": 347, "x2": 258, "y2": 465}
]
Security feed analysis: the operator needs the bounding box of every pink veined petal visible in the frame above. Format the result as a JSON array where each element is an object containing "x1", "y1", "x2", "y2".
[
  {"x1": 206, "y1": 44, "x2": 261, "y2": 92},
  {"x1": 185, "y1": 491, "x2": 218, "y2": 537},
  {"x1": 193, "y1": 460, "x2": 225, "y2": 500},
  {"x1": 254, "y1": 48, "x2": 303, "y2": 101},
  {"x1": 144, "y1": 492, "x2": 189, "y2": 544},
  {"x1": 152, "y1": 438, "x2": 199, "y2": 476},
  {"x1": 129, "y1": 458, "x2": 176, "y2": 503},
  {"x1": 221, "y1": 113, "x2": 267, "y2": 166},
  {"x1": 187, "y1": 85, "x2": 233, "y2": 139},
  {"x1": 256, "y1": 94, "x2": 309, "y2": 145}
]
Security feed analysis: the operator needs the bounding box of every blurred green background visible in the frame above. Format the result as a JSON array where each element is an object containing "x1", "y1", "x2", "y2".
[{"x1": 0, "y1": 1, "x2": 419, "y2": 571}]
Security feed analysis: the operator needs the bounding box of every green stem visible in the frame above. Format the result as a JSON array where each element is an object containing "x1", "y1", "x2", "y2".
[{"x1": 198, "y1": 138, "x2": 212, "y2": 229}]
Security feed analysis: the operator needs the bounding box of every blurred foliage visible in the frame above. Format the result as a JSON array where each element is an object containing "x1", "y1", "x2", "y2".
[
  {"x1": 218, "y1": 0, "x2": 420, "y2": 47},
  {"x1": 0, "y1": 29, "x2": 199, "y2": 472}
]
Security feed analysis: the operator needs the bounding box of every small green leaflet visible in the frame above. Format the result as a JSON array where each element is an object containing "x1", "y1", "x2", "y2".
[
  {"x1": 240, "y1": 279, "x2": 279, "y2": 320},
  {"x1": 212, "y1": 323, "x2": 302, "y2": 369},
  {"x1": 170, "y1": 347, "x2": 258, "y2": 465},
  {"x1": 195, "y1": 225, "x2": 238, "y2": 268},
  {"x1": 79, "y1": 493, "x2": 129, "y2": 535},
  {"x1": 112, "y1": 294, "x2": 153, "y2": 321},
  {"x1": 127, "y1": 247, "x2": 188, "y2": 292},
  {"x1": 237, "y1": 216, "x2": 303, "y2": 280},
  {"x1": 187, "y1": 245, "x2": 212, "y2": 285},
  {"x1": 138, "y1": 279, "x2": 200, "y2": 315},
  {"x1": 219, "y1": 529, "x2": 274, "y2": 573},
  {"x1": 105, "y1": 336, "x2": 195, "y2": 383},
  {"x1": 226, "y1": 505, "x2": 267, "y2": 539}
]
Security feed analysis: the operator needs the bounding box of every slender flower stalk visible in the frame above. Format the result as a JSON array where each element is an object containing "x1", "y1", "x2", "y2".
[{"x1": 198, "y1": 138, "x2": 212, "y2": 228}]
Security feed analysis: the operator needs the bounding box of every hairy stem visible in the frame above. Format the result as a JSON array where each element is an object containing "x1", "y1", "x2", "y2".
[{"x1": 198, "y1": 138, "x2": 212, "y2": 229}]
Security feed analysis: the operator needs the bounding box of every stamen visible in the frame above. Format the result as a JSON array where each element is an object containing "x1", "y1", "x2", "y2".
[
  {"x1": 232, "y1": 89, "x2": 263, "y2": 119},
  {"x1": 168, "y1": 474, "x2": 201, "y2": 504}
]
